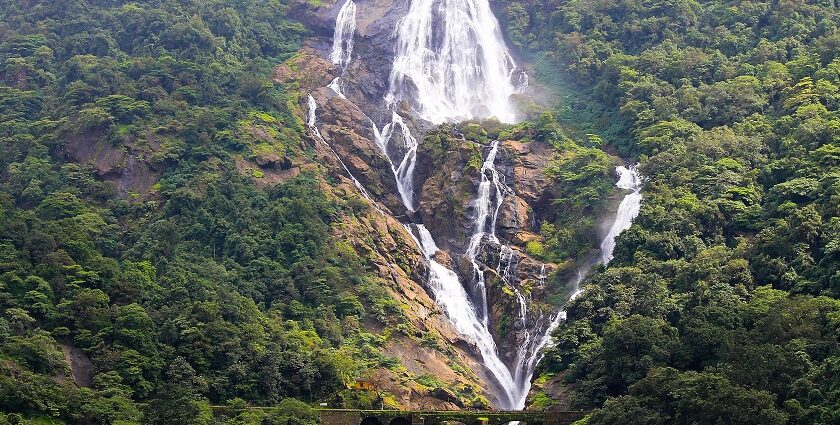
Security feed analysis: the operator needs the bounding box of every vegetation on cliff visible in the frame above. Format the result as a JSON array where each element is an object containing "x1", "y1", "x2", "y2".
[
  {"x1": 2, "y1": 0, "x2": 839, "y2": 423},
  {"x1": 0, "y1": 1, "x2": 422, "y2": 423},
  {"x1": 500, "y1": 0, "x2": 840, "y2": 423}
]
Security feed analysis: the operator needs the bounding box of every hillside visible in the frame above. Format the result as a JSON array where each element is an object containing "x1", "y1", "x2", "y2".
[
  {"x1": 505, "y1": 1, "x2": 840, "y2": 424},
  {"x1": 1, "y1": 0, "x2": 839, "y2": 424}
]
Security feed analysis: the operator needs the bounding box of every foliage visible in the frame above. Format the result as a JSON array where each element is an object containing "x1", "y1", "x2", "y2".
[
  {"x1": 515, "y1": 0, "x2": 840, "y2": 422},
  {"x1": 0, "y1": 0, "x2": 398, "y2": 423}
]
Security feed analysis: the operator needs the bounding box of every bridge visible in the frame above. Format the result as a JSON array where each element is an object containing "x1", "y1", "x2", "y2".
[{"x1": 320, "y1": 409, "x2": 586, "y2": 425}]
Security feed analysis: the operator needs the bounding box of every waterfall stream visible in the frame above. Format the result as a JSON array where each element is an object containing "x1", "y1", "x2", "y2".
[
  {"x1": 330, "y1": 0, "x2": 356, "y2": 69},
  {"x1": 371, "y1": 113, "x2": 419, "y2": 211},
  {"x1": 386, "y1": 0, "x2": 519, "y2": 123},
  {"x1": 465, "y1": 141, "x2": 509, "y2": 325},
  {"x1": 600, "y1": 165, "x2": 643, "y2": 264},
  {"x1": 514, "y1": 165, "x2": 644, "y2": 405},
  {"x1": 406, "y1": 224, "x2": 518, "y2": 408},
  {"x1": 328, "y1": 0, "x2": 356, "y2": 98},
  {"x1": 308, "y1": 0, "x2": 644, "y2": 410}
]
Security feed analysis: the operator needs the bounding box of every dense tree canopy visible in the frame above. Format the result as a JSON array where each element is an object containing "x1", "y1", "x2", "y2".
[
  {"x1": 0, "y1": 1, "x2": 405, "y2": 423},
  {"x1": 2, "y1": 0, "x2": 839, "y2": 423},
  {"x1": 512, "y1": 0, "x2": 840, "y2": 423}
]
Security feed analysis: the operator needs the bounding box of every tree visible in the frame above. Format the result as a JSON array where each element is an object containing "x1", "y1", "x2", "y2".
[{"x1": 143, "y1": 357, "x2": 211, "y2": 425}]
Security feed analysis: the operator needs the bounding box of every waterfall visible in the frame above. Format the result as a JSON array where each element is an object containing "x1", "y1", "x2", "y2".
[
  {"x1": 407, "y1": 224, "x2": 518, "y2": 408},
  {"x1": 371, "y1": 113, "x2": 419, "y2": 211},
  {"x1": 328, "y1": 77, "x2": 346, "y2": 99},
  {"x1": 319, "y1": 0, "x2": 539, "y2": 409},
  {"x1": 386, "y1": 0, "x2": 518, "y2": 123},
  {"x1": 459, "y1": 141, "x2": 544, "y2": 409},
  {"x1": 328, "y1": 0, "x2": 356, "y2": 98},
  {"x1": 515, "y1": 165, "x2": 643, "y2": 407},
  {"x1": 599, "y1": 165, "x2": 643, "y2": 264},
  {"x1": 497, "y1": 250, "x2": 571, "y2": 409},
  {"x1": 465, "y1": 141, "x2": 510, "y2": 324},
  {"x1": 316, "y1": 0, "x2": 647, "y2": 408},
  {"x1": 330, "y1": 0, "x2": 356, "y2": 69}
]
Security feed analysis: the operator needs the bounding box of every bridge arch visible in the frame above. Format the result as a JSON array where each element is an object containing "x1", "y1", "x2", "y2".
[
  {"x1": 389, "y1": 417, "x2": 411, "y2": 425},
  {"x1": 361, "y1": 417, "x2": 383, "y2": 425}
]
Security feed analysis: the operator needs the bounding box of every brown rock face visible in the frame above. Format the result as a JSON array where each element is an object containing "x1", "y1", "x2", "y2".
[
  {"x1": 273, "y1": 47, "x2": 337, "y2": 92},
  {"x1": 497, "y1": 195, "x2": 533, "y2": 241},
  {"x1": 503, "y1": 140, "x2": 556, "y2": 222},
  {"x1": 304, "y1": 84, "x2": 409, "y2": 213}
]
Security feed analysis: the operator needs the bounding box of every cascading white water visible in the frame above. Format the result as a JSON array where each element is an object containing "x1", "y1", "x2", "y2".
[
  {"x1": 328, "y1": 77, "x2": 346, "y2": 99},
  {"x1": 600, "y1": 165, "x2": 643, "y2": 264},
  {"x1": 515, "y1": 165, "x2": 643, "y2": 407},
  {"x1": 328, "y1": 0, "x2": 356, "y2": 98},
  {"x1": 371, "y1": 114, "x2": 418, "y2": 211},
  {"x1": 386, "y1": 0, "x2": 518, "y2": 123},
  {"x1": 407, "y1": 224, "x2": 518, "y2": 408},
  {"x1": 460, "y1": 141, "x2": 544, "y2": 408},
  {"x1": 307, "y1": 95, "x2": 376, "y2": 203},
  {"x1": 325, "y1": 0, "x2": 421, "y2": 210},
  {"x1": 516, "y1": 72, "x2": 529, "y2": 93},
  {"x1": 465, "y1": 141, "x2": 509, "y2": 324},
  {"x1": 497, "y1": 245, "x2": 516, "y2": 286},
  {"x1": 330, "y1": 0, "x2": 356, "y2": 69}
]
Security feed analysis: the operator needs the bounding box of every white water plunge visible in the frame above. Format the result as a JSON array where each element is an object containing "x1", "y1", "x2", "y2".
[
  {"x1": 386, "y1": 0, "x2": 519, "y2": 123},
  {"x1": 317, "y1": 0, "x2": 645, "y2": 409},
  {"x1": 328, "y1": 0, "x2": 356, "y2": 98},
  {"x1": 318, "y1": 0, "x2": 548, "y2": 410},
  {"x1": 330, "y1": 0, "x2": 356, "y2": 69},
  {"x1": 600, "y1": 165, "x2": 643, "y2": 264},
  {"x1": 517, "y1": 165, "x2": 644, "y2": 406},
  {"x1": 371, "y1": 114, "x2": 419, "y2": 211}
]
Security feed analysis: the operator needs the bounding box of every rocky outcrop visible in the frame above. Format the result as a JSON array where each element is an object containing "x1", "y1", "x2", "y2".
[
  {"x1": 273, "y1": 46, "x2": 338, "y2": 91},
  {"x1": 502, "y1": 140, "x2": 556, "y2": 223},
  {"x1": 525, "y1": 371, "x2": 574, "y2": 411},
  {"x1": 279, "y1": 0, "x2": 569, "y2": 408},
  {"x1": 63, "y1": 129, "x2": 161, "y2": 197},
  {"x1": 412, "y1": 124, "x2": 562, "y2": 365},
  {"x1": 61, "y1": 344, "x2": 93, "y2": 388},
  {"x1": 312, "y1": 87, "x2": 406, "y2": 212},
  {"x1": 417, "y1": 137, "x2": 481, "y2": 251}
]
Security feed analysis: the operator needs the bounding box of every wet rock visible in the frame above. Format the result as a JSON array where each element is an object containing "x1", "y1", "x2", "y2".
[
  {"x1": 502, "y1": 140, "x2": 556, "y2": 221},
  {"x1": 497, "y1": 195, "x2": 533, "y2": 240},
  {"x1": 306, "y1": 88, "x2": 406, "y2": 213}
]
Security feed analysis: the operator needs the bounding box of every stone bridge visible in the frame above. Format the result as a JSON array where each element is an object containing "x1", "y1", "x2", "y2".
[{"x1": 319, "y1": 409, "x2": 586, "y2": 425}]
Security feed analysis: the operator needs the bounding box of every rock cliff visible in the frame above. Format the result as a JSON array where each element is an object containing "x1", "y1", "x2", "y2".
[{"x1": 273, "y1": 0, "x2": 576, "y2": 409}]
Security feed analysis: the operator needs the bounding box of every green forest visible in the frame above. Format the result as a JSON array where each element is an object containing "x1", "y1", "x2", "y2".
[
  {"x1": 1, "y1": 0, "x2": 839, "y2": 424},
  {"x1": 497, "y1": 0, "x2": 840, "y2": 424},
  {"x1": 0, "y1": 1, "x2": 397, "y2": 423}
]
